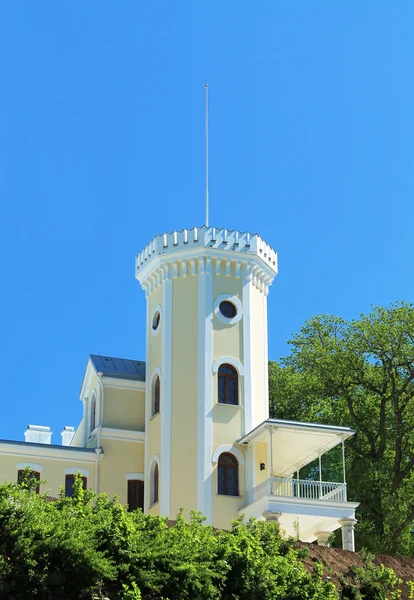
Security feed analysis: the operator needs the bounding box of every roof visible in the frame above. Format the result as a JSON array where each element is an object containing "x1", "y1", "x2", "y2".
[
  {"x1": 0, "y1": 439, "x2": 98, "y2": 453},
  {"x1": 89, "y1": 354, "x2": 146, "y2": 382}
]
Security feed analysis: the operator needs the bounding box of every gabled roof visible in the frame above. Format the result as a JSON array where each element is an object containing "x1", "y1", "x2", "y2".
[{"x1": 89, "y1": 355, "x2": 146, "y2": 382}]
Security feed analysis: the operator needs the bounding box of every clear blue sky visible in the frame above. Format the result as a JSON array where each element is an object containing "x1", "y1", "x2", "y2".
[{"x1": 0, "y1": 2, "x2": 413, "y2": 442}]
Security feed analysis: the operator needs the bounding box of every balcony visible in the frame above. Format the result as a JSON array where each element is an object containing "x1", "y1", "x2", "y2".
[{"x1": 247, "y1": 476, "x2": 347, "y2": 506}]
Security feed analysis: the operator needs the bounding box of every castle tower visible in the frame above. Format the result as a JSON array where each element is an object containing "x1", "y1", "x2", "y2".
[{"x1": 136, "y1": 226, "x2": 278, "y2": 526}]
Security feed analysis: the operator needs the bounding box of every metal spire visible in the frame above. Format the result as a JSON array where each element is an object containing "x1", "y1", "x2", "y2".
[{"x1": 205, "y1": 83, "x2": 209, "y2": 227}]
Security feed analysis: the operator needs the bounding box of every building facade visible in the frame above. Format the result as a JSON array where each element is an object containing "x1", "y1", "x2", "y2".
[{"x1": 0, "y1": 226, "x2": 359, "y2": 550}]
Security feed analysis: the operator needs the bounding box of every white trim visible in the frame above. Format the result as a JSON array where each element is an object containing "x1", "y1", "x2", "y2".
[
  {"x1": 212, "y1": 444, "x2": 245, "y2": 465},
  {"x1": 100, "y1": 428, "x2": 145, "y2": 443},
  {"x1": 99, "y1": 378, "x2": 146, "y2": 391},
  {"x1": 0, "y1": 443, "x2": 97, "y2": 463},
  {"x1": 161, "y1": 275, "x2": 172, "y2": 516},
  {"x1": 263, "y1": 290, "x2": 269, "y2": 419},
  {"x1": 242, "y1": 265, "x2": 254, "y2": 433},
  {"x1": 150, "y1": 304, "x2": 162, "y2": 336},
  {"x1": 16, "y1": 462, "x2": 43, "y2": 472},
  {"x1": 213, "y1": 293, "x2": 243, "y2": 325},
  {"x1": 144, "y1": 297, "x2": 150, "y2": 512},
  {"x1": 125, "y1": 472, "x2": 144, "y2": 481},
  {"x1": 212, "y1": 356, "x2": 244, "y2": 376},
  {"x1": 197, "y1": 258, "x2": 213, "y2": 523},
  {"x1": 64, "y1": 467, "x2": 90, "y2": 476}
]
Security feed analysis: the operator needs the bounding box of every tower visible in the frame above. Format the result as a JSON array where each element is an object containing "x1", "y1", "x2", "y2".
[{"x1": 136, "y1": 226, "x2": 278, "y2": 526}]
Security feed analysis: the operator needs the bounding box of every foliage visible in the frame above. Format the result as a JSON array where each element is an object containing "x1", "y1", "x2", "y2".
[
  {"x1": 268, "y1": 302, "x2": 414, "y2": 555},
  {"x1": 1, "y1": 474, "x2": 413, "y2": 598},
  {"x1": 0, "y1": 476, "x2": 338, "y2": 599}
]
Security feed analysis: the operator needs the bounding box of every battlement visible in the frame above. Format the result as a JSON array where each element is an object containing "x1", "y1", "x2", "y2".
[{"x1": 135, "y1": 226, "x2": 278, "y2": 283}]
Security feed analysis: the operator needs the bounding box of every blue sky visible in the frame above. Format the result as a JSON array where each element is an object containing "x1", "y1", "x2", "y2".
[{"x1": 0, "y1": 2, "x2": 413, "y2": 442}]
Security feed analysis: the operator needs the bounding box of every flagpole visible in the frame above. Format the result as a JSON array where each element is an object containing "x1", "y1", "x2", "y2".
[{"x1": 205, "y1": 83, "x2": 209, "y2": 227}]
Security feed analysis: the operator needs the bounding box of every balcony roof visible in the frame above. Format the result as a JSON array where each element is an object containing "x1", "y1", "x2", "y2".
[{"x1": 239, "y1": 418, "x2": 355, "y2": 477}]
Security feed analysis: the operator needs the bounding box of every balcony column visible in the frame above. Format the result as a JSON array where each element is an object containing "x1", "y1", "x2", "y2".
[
  {"x1": 339, "y1": 518, "x2": 357, "y2": 551},
  {"x1": 315, "y1": 531, "x2": 331, "y2": 547},
  {"x1": 263, "y1": 511, "x2": 281, "y2": 522}
]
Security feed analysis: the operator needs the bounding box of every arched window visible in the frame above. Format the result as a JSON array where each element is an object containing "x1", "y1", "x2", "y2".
[
  {"x1": 65, "y1": 474, "x2": 87, "y2": 497},
  {"x1": 218, "y1": 364, "x2": 238, "y2": 405},
  {"x1": 218, "y1": 453, "x2": 238, "y2": 496},
  {"x1": 90, "y1": 393, "x2": 97, "y2": 434},
  {"x1": 150, "y1": 461, "x2": 159, "y2": 505},
  {"x1": 152, "y1": 375, "x2": 160, "y2": 416},
  {"x1": 17, "y1": 469, "x2": 40, "y2": 494}
]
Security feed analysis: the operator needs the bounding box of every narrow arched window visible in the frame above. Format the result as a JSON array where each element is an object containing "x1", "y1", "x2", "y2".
[
  {"x1": 150, "y1": 461, "x2": 159, "y2": 505},
  {"x1": 154, "y1": 463, "x2": 159, "y2": 504},
  {"x1": 218, "y1": 364, "x2": 238, "y2": 405},
  {"x1": 152, "y1": 375, "x2": 160, "y2": 416},
  {"x1": 90, "y1": 394, "x2": 96, "y2": 434},
  {"x1": 218, "y1": 453, "x2": 238, "y2": 496}
]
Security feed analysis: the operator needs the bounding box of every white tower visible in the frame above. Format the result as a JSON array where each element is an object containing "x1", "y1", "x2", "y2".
[{"x1": 136, "y1": 226, "x2": 278, "y2": 526}]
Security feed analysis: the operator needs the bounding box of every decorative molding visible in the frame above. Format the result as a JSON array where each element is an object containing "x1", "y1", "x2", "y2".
[
  {"x1": 16, "y1": 462, "x2": 43, "y2": 472},
  {"x1": 64, "y1": 467, "x2": 90, "y2": 476},
  {"x1": 212, "y1": 444, "x2": 245, "y2": 465},
  {"x1": 242, "y1": 266, "x2": 254, "y2": 433},
  {"x1": 125, "y1": 472, "x2": 144, "y2": 481},
  {"x1": 100, "y1": 428, "x2": 145, "y2": 443},
  {"x1": 135, "y1": 227, "x2": 278, "y2": 297},
  {"x1": 99, "y1": 378, "x2": 146, "y2": 391},
  {"x1": 197, "y1": 263, "x2": 213, "y2": 522},
  {"x1": 212, "y1": 356, "x2": 244, "y2": 376},
  {"x1": 213, "y1": 293, "x2": 243, "y2": 326}
]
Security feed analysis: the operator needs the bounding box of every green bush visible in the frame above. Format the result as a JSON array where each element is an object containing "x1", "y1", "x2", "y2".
[{"x1": 0, "y1": 475, "x2": 409, "y2": 599}]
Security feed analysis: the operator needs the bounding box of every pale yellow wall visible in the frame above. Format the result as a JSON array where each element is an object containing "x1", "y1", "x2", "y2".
[
  {"x1": 146, "y1": 413, "x2": 161, "y2": 510},
  {"x1": 211, "y1": 463, "x2": 246, "y2": 529},
  {"x1": 212, "y1": 274, "x2": 243, "y2": 362},
  {"x1": 169, "y1": 275, "x2": 198, "y2": 518},
  {"x1": 99, "y1": 439, "x2": 145, "y2": 505},
  {"x1": 0, "y1": 452, "x2": 96, "y2": 498},
  {"x1": 250, "y1": 285, "x2": 268, "y2": 426},
  {"x1": 254, "y1": 442, "x2": 268, "y2": 487},
  {"x1": 71, "y1": 418, "x2": 84, "y2": 447},
  {"x1": 146, "y1": 284, "x2": 163, "y2": 512},
  {"x1": 103, "y1": 388, "x2": 145, "y2": 431}
]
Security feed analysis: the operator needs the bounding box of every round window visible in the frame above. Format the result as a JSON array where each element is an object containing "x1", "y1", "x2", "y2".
[
  {"x1": 152, "y1": 311, "x2": 161, "y2": 331},
  {"x1": 219, "y1": 300, "x2": 237, "y2": 319}
]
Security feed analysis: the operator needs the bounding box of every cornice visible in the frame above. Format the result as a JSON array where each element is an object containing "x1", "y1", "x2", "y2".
[{"x1": 135, "y1": 226, "x2": 278, "y2": 297}]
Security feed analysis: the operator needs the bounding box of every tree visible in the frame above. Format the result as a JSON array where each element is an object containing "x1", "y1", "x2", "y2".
[{"x1": 268, "y1": 302, "x2": 414, "y2": 555}]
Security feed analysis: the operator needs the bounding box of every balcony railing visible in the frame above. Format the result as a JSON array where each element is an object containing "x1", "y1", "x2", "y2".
[{"x1": 246, "y1": 476, "x2": 347, "y2": 506}]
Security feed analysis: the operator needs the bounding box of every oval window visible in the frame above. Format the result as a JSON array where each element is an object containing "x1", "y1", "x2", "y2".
[
  {"x1": 219, "y1": 301, "x2": 237, "y2": 319},
  {"x1": 152, "y1": 311, "x2": 161, "y2": 331}
]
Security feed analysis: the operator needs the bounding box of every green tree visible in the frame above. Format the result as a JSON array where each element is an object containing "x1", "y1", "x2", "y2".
[{"x1": 269, "y1": 302, "x2": 414, "y2": 555}]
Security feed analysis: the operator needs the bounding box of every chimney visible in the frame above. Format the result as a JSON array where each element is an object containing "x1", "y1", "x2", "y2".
[
  {"x1": 24, "y1": 425, "x2": 52, "y2": 444},
  {"x1": 61, "y1": 426, "x2": 75, "y2": 446}
]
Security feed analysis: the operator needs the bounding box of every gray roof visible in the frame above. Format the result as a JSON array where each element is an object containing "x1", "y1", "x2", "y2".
[{"x1": 89, "y1": 355, "x2": 146, "y2": 382}]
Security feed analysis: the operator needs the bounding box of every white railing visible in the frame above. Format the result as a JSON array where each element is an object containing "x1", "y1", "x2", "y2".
[{"x1": 246, "y1": 476, "x2": 347, "y2": 505}]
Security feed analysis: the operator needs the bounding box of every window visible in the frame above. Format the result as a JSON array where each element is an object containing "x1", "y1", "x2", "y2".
[
  {"x1": 218, "y1": 453, "x2": 238, "y2": 496},
  {"x1": 90, "y1": 393, "x2": 97, "y2": 434},
  {"x1": 152, "y1": 311, "x2": 161, "y2": 331},
  {"x1": 17, "y1": 469, "x2": 40, "y2": 493},
  {"x1": 152, "y1": 375, "x2": 160, "y2": 416},
  {"x1": 150, "y1": 462, "x2": 159, "y2": 505},
  {"x1": 65, "y1": 474, "x2": 87, "y2": 497},
  {"x1": 219, "y1": 300, "x2": 237, "y2": 319},
  {"x1": 127, "y1": 480, "x2": 144, "y2": 512},
  {"x1": 218, "y1": 364, "x2": 238, "y2": 405}
]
